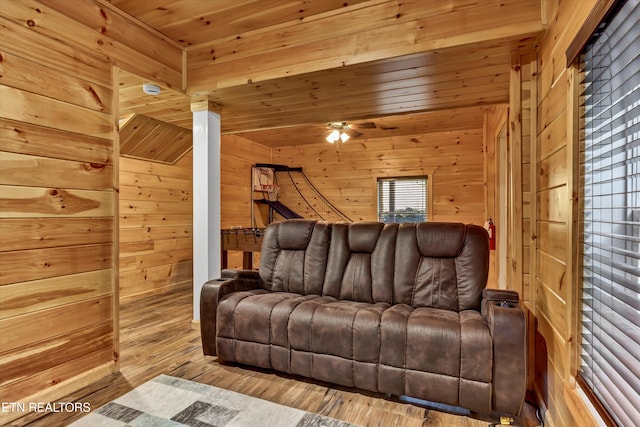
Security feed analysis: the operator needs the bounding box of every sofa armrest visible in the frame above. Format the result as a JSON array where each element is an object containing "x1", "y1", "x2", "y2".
[
  {"x1": 200, "y1": 275, "x2": 260, "y2": 356},
  {"x1": 221, "y1": 269, "x2": 260, "y2": 279},
  {"x1": 481, "y1": 289, "x2": 527, "y2": 416},
  {"x1": 482, "y1": 288, "x2": 520, "y2": 305}
]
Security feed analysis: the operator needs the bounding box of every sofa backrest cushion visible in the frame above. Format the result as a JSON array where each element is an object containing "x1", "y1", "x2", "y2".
[
  {"x1": 323, "y1": 222, "x2": 398, "y2": 303},
  {"x1": 259, "y1": 219, "x2": 331, "y2": 294},
  {"x1": 394, "y1": 222, "x2": 489, "y2": 311}
]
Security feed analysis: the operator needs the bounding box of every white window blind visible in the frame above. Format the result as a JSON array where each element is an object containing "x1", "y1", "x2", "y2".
[
  {"x1": 377, "y1": 177, "x2": 427, "y2": 223},
  {"x1": 579, "y1": 1, "x2": 640, "y2": 425}
]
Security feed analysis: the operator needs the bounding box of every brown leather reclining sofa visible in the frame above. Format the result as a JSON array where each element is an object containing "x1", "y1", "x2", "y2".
[{"x1": 200, "y1": 219, "x2": 527, "y2": 416}]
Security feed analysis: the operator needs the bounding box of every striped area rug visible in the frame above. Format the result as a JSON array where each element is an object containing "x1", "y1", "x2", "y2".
[{"x1": 70, "y1": 374, "x2": 361, "y2": 427}]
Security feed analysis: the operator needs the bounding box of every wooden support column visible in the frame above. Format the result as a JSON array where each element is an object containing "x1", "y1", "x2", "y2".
[
  {"x1": 191, "y1": 98, "x2": 222, "y2": 321},
  {"x1": 509, "y1": 50, "x2": 524, "y2": 297}
]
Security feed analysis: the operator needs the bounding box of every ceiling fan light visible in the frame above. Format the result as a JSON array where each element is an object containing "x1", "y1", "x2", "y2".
[
  {"x1": 327, "y1": 129, "x2": 340, "y2": 143},
  {"x1": 340, "y1": 132, "x2": 350, "y2": 142}
]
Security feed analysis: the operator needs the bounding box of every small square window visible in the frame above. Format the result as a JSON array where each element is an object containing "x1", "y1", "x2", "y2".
[{"x1": 377, "y1": 177, "x2": 428, "y2": 223}]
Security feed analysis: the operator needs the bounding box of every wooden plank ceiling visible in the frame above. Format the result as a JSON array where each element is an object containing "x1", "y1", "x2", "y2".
[
  {"x1": 113, "y1": 0, "x2": 542, "y2": 150},
  {"x1": 119, "y1": 114, "x2": 192, "y2": 164}
]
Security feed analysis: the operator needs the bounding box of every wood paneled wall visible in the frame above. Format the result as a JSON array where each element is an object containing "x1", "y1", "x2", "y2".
[
  {"x1": 221, "y1": 135, "x2": 272, "y2": 269},
  {"x1": 533, "y1": 0, "x2": 600, "y2": 426},
  {"x1": 0, "y1": 0, "x2": 182, "y2": 423},
  {"x1": 0, "y1": 13, "x2": 115, "y2": 425},
  {"x1": 272, "y1": 129, "x2": 486, "y2": 225},
  {"x1": 119, "y1": 154, "x2": 193, "y2": 300}
]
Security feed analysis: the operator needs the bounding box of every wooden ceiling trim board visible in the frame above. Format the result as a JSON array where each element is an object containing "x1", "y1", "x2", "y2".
[{"x1": 186, "y1": 0, "x2": 541, "y2": 90}]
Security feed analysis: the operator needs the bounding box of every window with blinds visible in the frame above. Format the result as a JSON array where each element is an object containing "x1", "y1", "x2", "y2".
[
  {"x1": 377, "y1": 177, "x2": 427, "y2": 223},
  {"x1": 578, "y1": 1, "x2": 640, "y2": 425}
]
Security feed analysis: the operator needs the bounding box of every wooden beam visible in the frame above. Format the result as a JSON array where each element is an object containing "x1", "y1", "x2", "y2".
[{"x1": 187, "y1": 0, "x2": 542, "y2": 91}]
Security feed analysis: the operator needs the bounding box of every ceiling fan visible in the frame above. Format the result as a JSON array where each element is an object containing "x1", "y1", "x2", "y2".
[{"x1": 325, "y1": 121, "x2": 376, "y2": 143}]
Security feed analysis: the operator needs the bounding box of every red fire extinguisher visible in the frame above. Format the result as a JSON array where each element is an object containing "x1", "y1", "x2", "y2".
[{"x1": 485, "y1": 218, "x2": 496, "y2": 250}]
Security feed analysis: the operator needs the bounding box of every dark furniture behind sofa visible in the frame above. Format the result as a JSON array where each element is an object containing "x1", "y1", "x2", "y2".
[{"x1": 200, "y1": 219, "x2": 526, "y2": 416}]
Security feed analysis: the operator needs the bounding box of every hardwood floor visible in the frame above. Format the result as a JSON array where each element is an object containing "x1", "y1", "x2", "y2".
[{"x1": 14, "y1": 284, "x2": 541, "y2": 426}]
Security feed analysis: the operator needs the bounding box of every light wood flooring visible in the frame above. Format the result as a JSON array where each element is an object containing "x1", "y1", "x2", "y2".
[{"x1": 14, "y1": 283, "x2": 541, "y2": 426}]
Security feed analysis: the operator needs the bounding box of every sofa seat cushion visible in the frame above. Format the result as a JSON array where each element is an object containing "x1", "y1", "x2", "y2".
[
  {"x1": 288, "y1": 298, "x2": 390, "y2": 392},
  {"x1": 378, "y1": 304, "x2": 492, "y2": 413},
  {"x1": 289, "y1": 299, "x2": 390, "y2": 359},
  {"x1": 216, "y1": 290, "x2": 322, "y2": 370}
]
